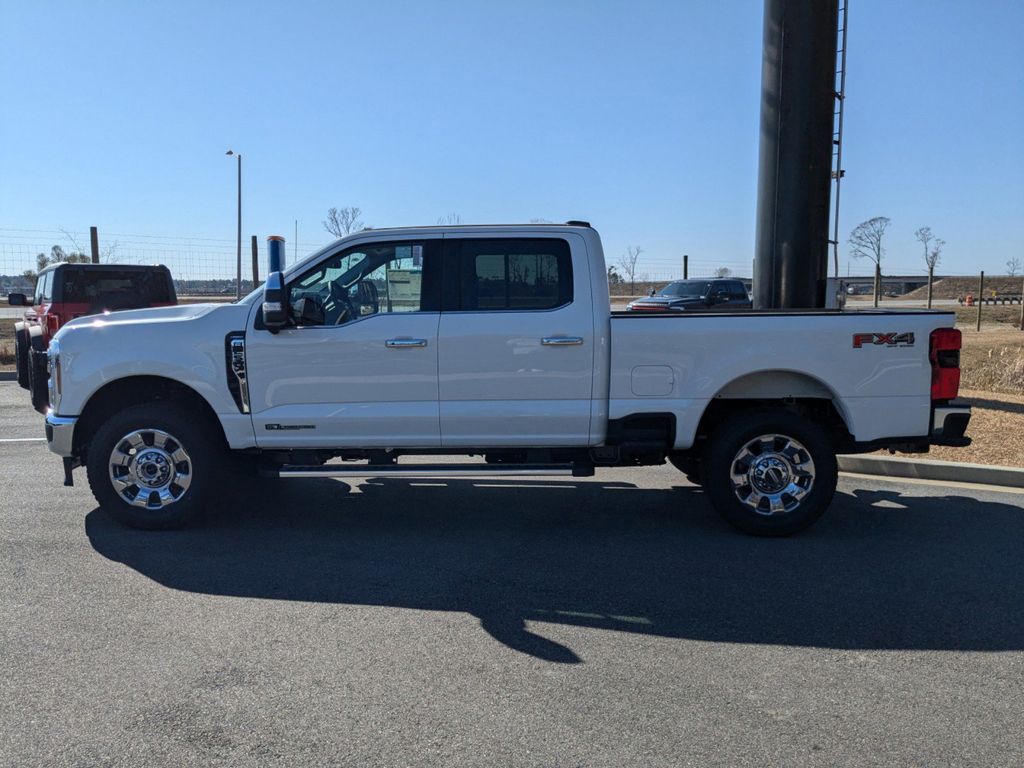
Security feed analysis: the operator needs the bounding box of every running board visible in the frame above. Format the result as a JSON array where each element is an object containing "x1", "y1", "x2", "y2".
[{"x1": 274, "y1": 463, "x2": 594, "y2": 479}]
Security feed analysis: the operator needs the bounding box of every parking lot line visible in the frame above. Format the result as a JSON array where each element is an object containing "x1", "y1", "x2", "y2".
[{"x1": 0, "y1": 437, "x2": 46, "y2": 443}]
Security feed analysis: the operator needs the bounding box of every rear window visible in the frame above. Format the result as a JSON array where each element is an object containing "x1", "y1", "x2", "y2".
[
  {"x1": 60, "y1": 269, "x2": 173, "y2": 309},
  {"x1": 454, "y1": 238, "x2": 573, "y2": 311}
]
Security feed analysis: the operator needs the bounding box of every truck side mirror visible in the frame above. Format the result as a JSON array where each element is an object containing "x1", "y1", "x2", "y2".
[
  {"x1": 7, "y1": 292, "x2": 26, "y2": 306},
  {"x1": 262, "y1": 272, "x2": 289, "y2": 332}
]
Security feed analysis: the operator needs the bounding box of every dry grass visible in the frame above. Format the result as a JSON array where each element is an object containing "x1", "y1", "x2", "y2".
[
  {"x1": 953, "y1": 305, "x2": 1022, "y2": 329},
  {"x1": 903, "y1": 276, "x2": 1023, "y2": 301},
  {"x1": 959, "y1": 327, "x2": 1024, "y2": 394}
]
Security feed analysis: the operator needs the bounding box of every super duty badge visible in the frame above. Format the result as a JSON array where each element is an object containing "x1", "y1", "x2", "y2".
[{"x1": 852, "y1": 332, "x2": 915, "y2": 348}]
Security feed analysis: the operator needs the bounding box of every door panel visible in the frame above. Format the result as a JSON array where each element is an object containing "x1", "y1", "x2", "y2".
[
  {"x1": 247, "y1": 313, "x2": 441, "y2": 448},
  {"x1": 245, "y1": 236, "x2": 442, "y2": 448},
  {"x1": 437, "y1": 235, "x2": 594, "y2": 447}
]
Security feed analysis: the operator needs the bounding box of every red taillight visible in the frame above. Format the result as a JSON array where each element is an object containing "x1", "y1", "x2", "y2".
[{"x1": 929, "y1": 328, "x2": 961, "y2": 401}]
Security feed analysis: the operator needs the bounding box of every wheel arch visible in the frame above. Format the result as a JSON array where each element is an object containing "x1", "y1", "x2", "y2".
[
  {"x1": 73, "y1": 375, "x2": 228, "y2": 459},
  {"x1": 691, "y1": 369, "x2": 855, "y2": 451}
]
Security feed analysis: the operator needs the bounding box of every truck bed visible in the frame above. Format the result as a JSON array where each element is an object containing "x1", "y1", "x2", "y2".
[{"x1": 608, "y1": 309, "x2": 957, "y2": 449}]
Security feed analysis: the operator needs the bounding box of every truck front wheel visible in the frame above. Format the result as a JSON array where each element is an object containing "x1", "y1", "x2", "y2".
[
  {"x1": 86, "y1": 403, "x2": 218, "y2": 530},
  {"x1": 703, "y1": 410, "x2": 838, "y2": 537}
]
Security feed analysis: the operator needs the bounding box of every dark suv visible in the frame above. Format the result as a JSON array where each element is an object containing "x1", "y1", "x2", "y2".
[
  {"x1": 625, "y1": 278, "x2": 752, "y2": 312},
  {"x1": 9, "y1": 263, "x2": 177, "y2": 410}
]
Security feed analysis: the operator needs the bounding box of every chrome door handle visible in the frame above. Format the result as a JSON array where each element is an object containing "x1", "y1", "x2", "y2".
[
  {"x1": 541, "y1": 336, "x2": 584, "y2": 346},
  {"x1": 385, "y1": 338, "x2": 428, "y2": 348}
]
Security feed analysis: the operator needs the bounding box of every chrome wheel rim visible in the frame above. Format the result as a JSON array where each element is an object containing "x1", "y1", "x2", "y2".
[
  {"x1": 729, "y1": 433, "x2": 815, "y2": 516},
  {"x1": 108, "y1": 429, "x2": 193, "y2": 509}
]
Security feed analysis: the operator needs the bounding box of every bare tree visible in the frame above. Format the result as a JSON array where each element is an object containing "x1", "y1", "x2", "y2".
[
  {"x1": 713, "y1": 266, "x2": 733, "y2": 278},
  {"x1": 850, "y1": 216, "x2": 891, "y2": 307},
  {"x1": 437, "y1": 212, "x2": 462, "y2": 225},
  {"x1": 914, "y1": 227, "x2": 944, "y2": 271},
  {"x1": 323, "y1": 207, "x2": 364, "y2": 237},
  {"x1": 849, "y1": 217, "x2": 891, "y2": 266},
  {"x1": 1007, "y1": 257, "x2": 1021, "y2": 277},
  {"x1": 618, "y1": 246, "x2": 642, "y2": 294}
]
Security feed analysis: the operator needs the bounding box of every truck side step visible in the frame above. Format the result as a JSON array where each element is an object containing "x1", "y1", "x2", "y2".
[{"x1": 274, "y1": 463, "x2": 594, "y2": 479}]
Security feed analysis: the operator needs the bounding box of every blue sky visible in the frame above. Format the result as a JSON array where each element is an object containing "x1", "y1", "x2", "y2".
[{"x1": 1, "y1": 0, "x2": 1021, "y2": 279}]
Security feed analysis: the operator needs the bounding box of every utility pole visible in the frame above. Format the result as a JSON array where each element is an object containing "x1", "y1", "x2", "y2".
[
  {"x1": 976, "y1": 271, "x2": 984, "y2": 332},
  {"x1": 226, "y1": 150, "x2": 242, "y2": 300},
  {"x1": 89, "y1": 226, "x2": 99, "y2": 264},
  {"x1": 683, "y1": 254, "x2": 689, "y2": 280},
  {"x1": 1019, "y1": 272, "x2": 1024, "y2": 331}
]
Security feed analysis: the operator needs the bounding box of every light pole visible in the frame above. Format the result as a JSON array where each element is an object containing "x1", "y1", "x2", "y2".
[{"x1": 225, "y1": 149, "x2": 242, "y2": 300}]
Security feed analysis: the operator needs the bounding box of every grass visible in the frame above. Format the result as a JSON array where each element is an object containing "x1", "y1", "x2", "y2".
[
  {"x1": 958, "y1": 326, "x2": 1024, "y2": 395},
  {"x1": 953, "y1": 304, "x2": 1022, "y2": 329},
  {"x1": 903, "y1": 276, "x2": 1023, "y2": 301}
]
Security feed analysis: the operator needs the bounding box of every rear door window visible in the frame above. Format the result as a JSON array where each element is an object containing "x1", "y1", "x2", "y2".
[
  {"x1": 449, "y1": 238, "x2": 572, "y2": 311},
  {"x1": 728, "y1": 281, "x2": 749, "y2": 300}
]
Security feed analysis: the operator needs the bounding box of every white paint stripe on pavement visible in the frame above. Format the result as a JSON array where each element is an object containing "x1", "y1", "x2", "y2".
[{"x1": 0, "y1": 437, "x2": 46, "y2": 443}]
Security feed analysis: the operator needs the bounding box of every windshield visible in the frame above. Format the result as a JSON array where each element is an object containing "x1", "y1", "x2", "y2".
[{"x1": 659, "y1": 281, "x2": 711, "y2": 298}]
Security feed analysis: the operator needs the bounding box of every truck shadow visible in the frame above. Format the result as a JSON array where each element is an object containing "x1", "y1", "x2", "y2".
[{"x1": 85, "y1": 477, "x2": 1024, "y2": 664}]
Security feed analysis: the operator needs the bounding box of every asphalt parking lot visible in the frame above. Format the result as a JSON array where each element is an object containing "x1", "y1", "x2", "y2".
[{"x1": 2, "y1": 380, "x2": 1022, "y2": 767}]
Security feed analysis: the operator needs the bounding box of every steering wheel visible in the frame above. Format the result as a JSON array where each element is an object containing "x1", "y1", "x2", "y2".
[{"x1": 328, "y1": 280, "x2": 358, "y2": 325}]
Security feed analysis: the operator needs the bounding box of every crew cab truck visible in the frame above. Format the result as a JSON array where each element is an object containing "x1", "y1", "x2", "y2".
[
  {"x1": 41, "y1": 224, "x2": 970, "y2": 536},
  {"x1": 9, "y1": 263, "x2": 176, "y2": 411}
]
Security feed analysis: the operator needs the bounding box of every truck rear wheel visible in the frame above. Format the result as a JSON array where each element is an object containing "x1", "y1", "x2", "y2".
[
  {"x1": 86, "y1": 403, "x2": 218, "y2": 530},
  {"x1": 703, "y1": 410, "x2": 837, "y2": 537},
  {"x1": 14, "y1": 324, "x2": 30, "y2": 390}
]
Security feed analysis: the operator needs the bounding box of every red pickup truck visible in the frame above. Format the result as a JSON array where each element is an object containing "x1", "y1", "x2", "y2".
[{"x1": 9, "y1": 263, "x2": 177, "y2": 410}]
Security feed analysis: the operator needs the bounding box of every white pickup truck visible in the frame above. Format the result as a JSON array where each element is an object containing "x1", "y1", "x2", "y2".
[{"x1": 42, "y1": 223, "x2": 970, "y2": 535}]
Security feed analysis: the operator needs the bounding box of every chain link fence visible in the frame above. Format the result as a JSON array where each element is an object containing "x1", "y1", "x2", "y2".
[
  {"x1": 2, "y1": 226, "x2": 940, "y2": 300},
  {"x1": 0, "y1": 228, "x2": 330, "y2": 298}
]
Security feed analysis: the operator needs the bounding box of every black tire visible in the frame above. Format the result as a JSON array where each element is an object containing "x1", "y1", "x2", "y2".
[
  {"x1": 703, "y1": 409, "x2": 838, "y2": 537},
  {"x1": 27, "y1": 332, "x2": 49, "y2": 413},
  {"x1": 14, "y1": 325, "x2": 30, "y2": 390},
  {"x1": 86, "y1": 402, "x2": 220, "y2": 530}
]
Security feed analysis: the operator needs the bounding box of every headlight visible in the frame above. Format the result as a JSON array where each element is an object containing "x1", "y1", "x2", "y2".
[{"x1": 47, "y1": 340, "x2": 61, "y2": 411}]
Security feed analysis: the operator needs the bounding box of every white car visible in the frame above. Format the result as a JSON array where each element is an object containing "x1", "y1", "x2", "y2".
[{"x1": 42, "y1": 223, "x2": 970, "y2": 536}]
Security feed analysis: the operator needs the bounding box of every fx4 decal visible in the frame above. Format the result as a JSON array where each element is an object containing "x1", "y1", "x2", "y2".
[{"x1": 852, "y1": 332, "x2": 915, "y2": 349}]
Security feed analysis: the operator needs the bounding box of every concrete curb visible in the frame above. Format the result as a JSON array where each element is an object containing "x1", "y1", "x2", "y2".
[
  {"x1": 838, "y1": 455, "x2": 1024, "y2": 489},
  {"x1": 0, "y1": 371, "x2": 17, "y2": 382}
]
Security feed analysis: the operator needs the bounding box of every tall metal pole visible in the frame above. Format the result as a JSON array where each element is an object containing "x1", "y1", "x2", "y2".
[
  {"x1": 683, "y1": 254, "x2": 689, "y2": 280},
  {"x1": 235, "y1": 154, "x2": 242, "y2": 300},
  {"x1": 89, "y1": 226, "x2": 99, "y2": 264},
  {"x1": 753, "y1": 0, "x2": 840, "y2": 309}
]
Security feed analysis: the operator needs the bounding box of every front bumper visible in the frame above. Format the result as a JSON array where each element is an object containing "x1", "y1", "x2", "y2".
[
  {"x1": 45, "y1": 411, "x2": 77, "y2": 457},
  {"x1": 931, "y1": 402, "x2": 971, "y2": 447}
]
